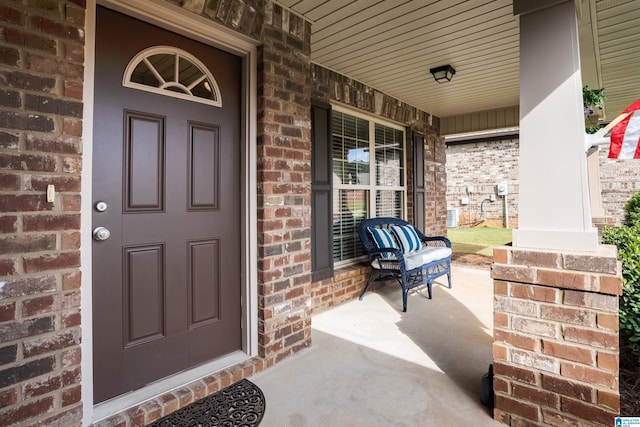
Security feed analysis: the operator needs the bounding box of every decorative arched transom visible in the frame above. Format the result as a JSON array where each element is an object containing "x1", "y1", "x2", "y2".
[{"x1": 123, "y1": 46, "x2": 222, "y2": 107}]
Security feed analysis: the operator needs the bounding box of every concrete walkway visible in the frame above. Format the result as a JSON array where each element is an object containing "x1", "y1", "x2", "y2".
[{"x1": 252, "y1": 264, "x2": 503, "y2": 427}]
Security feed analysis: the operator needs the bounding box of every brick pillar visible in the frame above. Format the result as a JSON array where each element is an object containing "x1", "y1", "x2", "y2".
[{"x1": 492, "y1": 245, "x2": 622, "y2": 426}]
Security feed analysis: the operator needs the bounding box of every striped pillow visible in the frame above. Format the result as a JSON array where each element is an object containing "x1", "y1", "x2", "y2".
[
  {"x1": 367, "y1": 227, "x2": 398, "y2": 259},
  {"x1": 391, "y1": 225, "x2": 422, "y2": 254}
]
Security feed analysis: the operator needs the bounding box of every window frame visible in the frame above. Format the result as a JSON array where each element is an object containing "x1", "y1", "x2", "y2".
[{"x1": 331, "y1": 104, "x2": 408, "y2": 268}]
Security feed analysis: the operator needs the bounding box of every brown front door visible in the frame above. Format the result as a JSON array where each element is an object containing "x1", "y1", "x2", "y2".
[{"x1": 92, "y1": 7, "x2": 242, "y2": 403}]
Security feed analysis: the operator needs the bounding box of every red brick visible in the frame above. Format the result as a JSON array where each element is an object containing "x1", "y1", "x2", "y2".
[
  {"x1": 0, "y1": 258, "x2": 17, "y2": 276},
  {"x1": 62, "y1": 310, "x2": 81, "y2": 328},
  {"x1": 542, "y1": 374, "x2": 593, "y2": 401},
  {"x1": 599, "y1": 274, "x2": 622, "y2": 296},
  {"x1": 561, "y1": 396, "x2": 616, "y2": 425},
  {"x1": 493, "y1": 247, "x2": 509, "y2": 264},
  {"x1": 0, "y1": 302, "x2": 16, "y2": 322},
  {"x1": 0, "y1": 5, "x2": 24, "y2": 25},
  {"x1": 24, "y1": 251, "x2": 80, "y2": 273},
  {"x1": 495, "y1": 329, "x2": 539, "y2": 351},
  {"x1": 26, "y1": 134, "x2": 80, "y2": 154},
  {"x1": 597, "y1": 313, "x2": 618, "y2": 331},
  {"x1": 540, "y1": 304, "x2": 596, "y2": 326},
  {"x1": 139, "y1": 400, "x2": 163, "y2": 425},
  {"x1": 597, "y1": 351, "x2": 618, "y2": 372},
  {"x1": 494, "y1": 280, "x2": 508, "y2": 295},
  {"x1": 63, "y1": 271, "x2": 81, "y2": 290},
  {"x1": 61, "y1": 117, "x2": 82, "y2": 138},
  {"x1": 28, "y1": 176, "x2": 81, "y2": 192},
  {"x1": 511, "y1": 283, "x2": 557, "y2": 302},
  {"x1": 561, "y1": 362, "x2": 617, "y2": 388},
  {"x1": 0, "y1": 173, "x2": 20, "y2": 190},
  {"x1": 494, "y1": 311, "x2": 509, "y2": 328},
  {"x1": 0, "y1": 234, "x2": 56, "y2": 254},
  {"x1": 495, "y1": 395, "x2": 540, "y2": 422},
  {"x1": 23, "y1": 214, "x2": 80, "y2": 231},
  {"x1": 493, "y1": 362, "x2": 537, "y2": 385},
  {"x1": 62, "y1": 347, "x2": 81, "y2": 367},
  {"x1": 3, "y1": 28, "x2": 56, "y2": 54},
  {"x1": 542, "y1": 340, "x2": 594, "y2": 364},
  {"x1": 64, "y1": 80, "x2": 83, "y2": 99},
  {"x1": 61, "y1": 231, "x2": 81, "y2": 249},
  {"x1": 537, "y1": 269, "x2": 589, "y2": 291},
  {"x1": 22, "y1": 295, "x2": 56, "y2": 317},
  {"x1": 62, "y1": 385, "x2": 81, "y2": 406},
  {"x1": 0, "y1": 387, "x2": 17, "y2": 409},
  {"x1": 0, "y1": 216, "x2": 17, "y2": 233},
  {"x1": 23, "y1": 374, "x2": 62, "y2": 399},
  {"x1": 1, "y1": 396, "x2": 54, "y2": 425},
  {"x1": 562, "y1": 326, "x2": 618, "y2": 350},
  {"x1": 494, "y1": 409, "x2": 511, "y2": 425},
  {"x1": 541, "y1": 408, "x2": 587, "y2": 427},
  {"x1": 597, "y1": 389, "x2": 620, "y2": 412},
  {"x1": 30, "y1": 16, "x2": 83, "y2": 42},
  {"x1": 0, "y1": 195, "x2": 51, "y2": 212},
  {"x1": 158, "y1": 393, "x2": 179, "y2": 416},
  {"x1": 64, "y1": 41, "x2": 84, "y2": 63},
  {"x1": 0, "y1": 153, "x2": 57, "y2": 172},
  {"x1": 512, "y1": 383, "x2": 559, "y2": 408},
  {"x1": 494, "y1": 376, "x2": 510, "y2": 393}
]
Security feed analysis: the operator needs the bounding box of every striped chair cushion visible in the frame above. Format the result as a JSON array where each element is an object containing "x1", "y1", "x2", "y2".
[
  {"x1": 391, "y1": 225, "x2": 422, "y2": 254},
  {"x1": 367, "y1": 227, "x2": 398, "y2": 259}
]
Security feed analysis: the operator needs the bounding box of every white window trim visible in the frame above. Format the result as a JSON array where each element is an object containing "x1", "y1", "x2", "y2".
[
  {"x1": 331, "y1": 104, "x2": 408, "y2": 268},
  {"x1": 123, "y1": 45, "x2": 223, "y2": 107}
]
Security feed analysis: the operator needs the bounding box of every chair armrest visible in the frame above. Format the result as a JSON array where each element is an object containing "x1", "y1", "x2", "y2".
[{"x1": 422, "y1": 236, "x2": 451, "y2": 248}]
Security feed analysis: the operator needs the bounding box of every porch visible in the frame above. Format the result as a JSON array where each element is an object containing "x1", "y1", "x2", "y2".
[{"x1": 253, "y1": 263, "x2": 501, "y2": 426}]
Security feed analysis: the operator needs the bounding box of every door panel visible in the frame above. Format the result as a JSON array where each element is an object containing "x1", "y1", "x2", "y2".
[{"x1": 93, "y1": 7, "x2": 242, "y2": 403}]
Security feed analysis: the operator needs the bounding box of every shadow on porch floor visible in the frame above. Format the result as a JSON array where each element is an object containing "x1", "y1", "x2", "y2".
[{"x1": 251, "y1": 264, "x2": 503, "y2": 426}]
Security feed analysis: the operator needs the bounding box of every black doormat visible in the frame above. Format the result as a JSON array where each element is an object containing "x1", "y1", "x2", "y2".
[{"x1": 147, "y1": 379, "x2": 266, "y2": 427}]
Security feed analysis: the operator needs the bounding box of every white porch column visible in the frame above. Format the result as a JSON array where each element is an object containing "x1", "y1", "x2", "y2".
[{"x1": 513, "y1": 0, "x2": 599, "y2": 252}]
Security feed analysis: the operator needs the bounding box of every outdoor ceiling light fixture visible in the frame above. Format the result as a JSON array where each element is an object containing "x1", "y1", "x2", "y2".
[{"x1": 429, "y1": 64, "x2": 456, "y2": 83}]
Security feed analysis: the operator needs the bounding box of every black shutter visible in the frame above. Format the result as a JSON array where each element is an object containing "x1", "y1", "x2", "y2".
[
  {"x1": 311, "y1": 102, "x2": 333, "y2": 282},
  {"x1": 413, "y1": 131, "x2": 426, "y2": 232}
]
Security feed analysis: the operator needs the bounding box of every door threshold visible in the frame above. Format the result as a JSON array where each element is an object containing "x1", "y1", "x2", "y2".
[{"x1": 92, "y1": 351, "x2": 250, "y2": 423}]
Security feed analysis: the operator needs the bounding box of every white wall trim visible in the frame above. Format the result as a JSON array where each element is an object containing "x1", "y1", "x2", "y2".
[{"x1": 82, "y1": 1, "x2": 258, "y2": 425}]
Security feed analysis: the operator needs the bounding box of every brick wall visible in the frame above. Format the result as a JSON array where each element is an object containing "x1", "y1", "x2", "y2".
[
  {"x1": 446, "y1": 138, "x2": 519, "y2": 228},
  {"x1": 0, "y1": 1, "x2": 85, "y2": 425},
  {"x1": 256, "y1": 1, "x2": 314, "y2": 364},
  {"x1": 1, "y1": 0, "x2": 448, "y2": 425},
  {"x1": 446, "y1": 138, "x2": 640, "y2": 228},
  {"x1": 599, "y1": 151, "x2": 640, "y2": 224},
  {"x1": 492, "y1": 245, "x2": 622, "y2": 426}
]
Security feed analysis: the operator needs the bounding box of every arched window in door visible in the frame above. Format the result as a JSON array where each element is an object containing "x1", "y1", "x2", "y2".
[{"x1": 123, "y1": 45, "x2": 222, "y2": 107}]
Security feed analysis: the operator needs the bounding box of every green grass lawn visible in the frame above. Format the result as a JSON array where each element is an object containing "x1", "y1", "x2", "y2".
[{"x1": 447, "y1": 227, "x2": 512, "y2": 257}]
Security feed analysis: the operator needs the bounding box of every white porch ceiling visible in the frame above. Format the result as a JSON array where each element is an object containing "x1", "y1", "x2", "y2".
[{"x1": 277, "y1": 0, "x2": 640, "y2": 122}]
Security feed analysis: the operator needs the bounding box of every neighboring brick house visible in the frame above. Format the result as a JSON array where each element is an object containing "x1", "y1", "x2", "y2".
[
  {"x1": 445, "y1": 136, "x2": 640, "y2": 228},
  {"x1": 0, "y1": 1, "x2": 445, "y2": 425}
]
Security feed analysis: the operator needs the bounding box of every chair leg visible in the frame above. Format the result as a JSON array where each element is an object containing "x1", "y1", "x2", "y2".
[
  {"x1": 447, "y1": 266, "x2": 452, "y2": 288},
  {"x1": 426, "y1": 282, "x2": 433, "y2": 299},
  {"x1": 402, "y1": 288, "x2": 408, "y2": 312},
  {"x1": 359, "y1": 272, "x2": 377, "y2": 301}
]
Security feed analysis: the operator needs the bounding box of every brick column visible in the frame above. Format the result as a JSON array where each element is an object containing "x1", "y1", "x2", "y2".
[{"x1": 492, "y1": 245, "x2": 622, "y2": 426}]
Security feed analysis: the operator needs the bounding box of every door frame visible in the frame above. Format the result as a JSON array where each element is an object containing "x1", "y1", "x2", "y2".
[{"x1": 81, "y1": 1, "x2": 258, "y2": 423}]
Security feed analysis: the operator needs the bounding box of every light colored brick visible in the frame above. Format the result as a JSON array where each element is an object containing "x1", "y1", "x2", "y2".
[
  {"x1": 512, "y1": 317, "x2": 557, "y2": 338},
  {"x1": 512, "y1": 349, "x2": 560, "y2": 374}
]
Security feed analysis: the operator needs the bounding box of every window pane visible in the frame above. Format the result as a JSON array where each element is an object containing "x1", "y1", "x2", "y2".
[
  {"x1": 332, "y1": 189, "x2": 368, "y2": 262},
  {"x1": 147, "y1": 53, "x2": 175, "y2": 83},
  {"x1": 374, "y1": 124, "x2": 404, "y2": 186},
  {"x1": 376, "y1": 190, "x2": 403, "y2": 218},
  {"x1": 332, "y1": 112, "x2": 370, "y2": 186}
]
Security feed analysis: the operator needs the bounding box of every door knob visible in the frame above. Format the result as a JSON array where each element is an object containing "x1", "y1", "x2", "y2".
[{"x1": 93, "y1": 227, "x2": 111, "y2": 241}]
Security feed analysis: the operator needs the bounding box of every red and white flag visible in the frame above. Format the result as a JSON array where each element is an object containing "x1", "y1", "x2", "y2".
[{"x1": 608, "y1": 99, "x2": 640, "y2": 159}]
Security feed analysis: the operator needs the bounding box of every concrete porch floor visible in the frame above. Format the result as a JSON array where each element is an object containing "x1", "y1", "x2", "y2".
[{"x1": 251, "y1": 264, "x2": 503, "y2": 426}]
